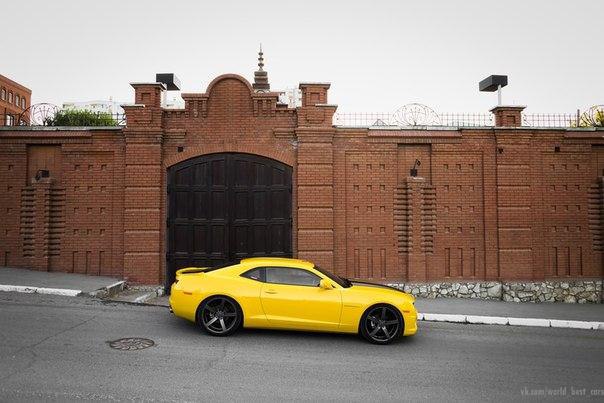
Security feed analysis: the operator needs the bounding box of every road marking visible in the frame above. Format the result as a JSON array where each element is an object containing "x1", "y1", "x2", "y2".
[
  {"x1": 420, "y1": 312, "x2": 604, "y2": 331},
  {"x1": 0, "y1": 284, "x2": 81, "y2": 297}
]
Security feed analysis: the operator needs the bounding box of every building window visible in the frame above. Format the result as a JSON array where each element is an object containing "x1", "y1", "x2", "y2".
[
  {"x1": 8, "y1": 92, "x2": 12, "y2": 103},
  {"x1": 0, "y1": 88, "x2": 5, "y2": 101},
  {"x1": 21, "y1": 98, "x2": 26, "y2": 109},
  {"x1": 15, "y1": 95, "x2": 20, "y2": 106},
  {"x1": 5, "y1": 114, "x2": 14, "y2": 126}
]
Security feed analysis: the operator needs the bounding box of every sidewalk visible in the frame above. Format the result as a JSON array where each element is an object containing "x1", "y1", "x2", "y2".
[{"x1": 0, "y1": 266, "x2": 125, "y2": 297}]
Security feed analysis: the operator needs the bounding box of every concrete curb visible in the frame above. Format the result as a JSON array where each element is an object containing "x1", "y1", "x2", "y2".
[
  {"x1": 87, "y1": 281, "x2": 126, "y2": 298},
  {"x1": 0, "y1": 284, "x2": 81, "y2": 297},
  {"x1": 130, "y1": 287, "x2": 164, "y2": 304},
  {"x1": 419, "y1": 312, "x2": 604, "y2": 330}
]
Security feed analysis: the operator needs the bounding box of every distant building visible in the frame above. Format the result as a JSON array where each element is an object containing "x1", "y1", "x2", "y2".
[
  {"x1": 63, "y1": 97, "x2": 184, "y2": 114},
  {"x1": 1, "y1": 74, "x2": 31, "y2": 125}
]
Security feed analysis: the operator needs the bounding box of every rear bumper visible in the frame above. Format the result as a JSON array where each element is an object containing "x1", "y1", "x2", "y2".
[{"x1": 169, "y1": 289, "x2": 197, "y2": 322}]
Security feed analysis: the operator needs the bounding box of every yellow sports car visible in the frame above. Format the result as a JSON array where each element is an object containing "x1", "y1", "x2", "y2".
[{"x1": 169, "y1": 257, "x2": 418, "y2": 344}]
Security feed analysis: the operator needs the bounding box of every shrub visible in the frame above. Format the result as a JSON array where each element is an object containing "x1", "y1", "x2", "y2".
[{"x1": 47, "y1": 109, "x2": 118, "y2": 126}]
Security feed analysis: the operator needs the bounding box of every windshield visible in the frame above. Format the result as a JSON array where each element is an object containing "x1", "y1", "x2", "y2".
[{"x1": 313, "y1": 266, "x2": 352, "y2": 288}]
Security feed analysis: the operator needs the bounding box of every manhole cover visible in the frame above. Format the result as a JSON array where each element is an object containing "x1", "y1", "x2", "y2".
[{"x1": 108, "y1": 337, "x2": 155, "y2": 351}]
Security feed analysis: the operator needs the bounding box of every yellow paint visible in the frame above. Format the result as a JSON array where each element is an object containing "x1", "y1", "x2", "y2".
[{"x1": 169, "y1": 257, "x2": 418, "y2": 337}]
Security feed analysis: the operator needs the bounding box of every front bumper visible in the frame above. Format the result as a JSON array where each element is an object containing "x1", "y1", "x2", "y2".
[{"x1": 403, "y1": 306, "x2": 418, "y2": 336}]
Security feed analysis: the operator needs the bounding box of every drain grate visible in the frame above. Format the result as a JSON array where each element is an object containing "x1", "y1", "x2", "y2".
[{"x1": 108, "y1": 337, "x2": 155, "y2": 351}]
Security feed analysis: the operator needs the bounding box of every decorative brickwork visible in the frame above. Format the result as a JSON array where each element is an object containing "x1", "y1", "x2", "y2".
[{"x1": 0, "y1": 73, "x2": 602, "y2": 291}]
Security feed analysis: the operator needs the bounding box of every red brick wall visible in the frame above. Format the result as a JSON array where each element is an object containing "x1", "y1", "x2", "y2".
[{"x1": 0, "y1": 74, "x2": 602, "y2": 284}]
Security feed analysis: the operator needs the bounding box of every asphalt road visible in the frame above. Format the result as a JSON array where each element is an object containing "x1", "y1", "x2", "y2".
[{"x1": 0, "y1": 292, "x2": 603, "y2": 402}]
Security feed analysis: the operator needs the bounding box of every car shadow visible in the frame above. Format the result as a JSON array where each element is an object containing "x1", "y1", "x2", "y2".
[{"x1": 166, "y1": 312, "x2": 418, "y2": 346}]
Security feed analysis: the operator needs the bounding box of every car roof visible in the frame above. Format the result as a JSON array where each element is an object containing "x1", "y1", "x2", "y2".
[{"x1": 240, "y1": 257, "x2": 314, "y2": 269}]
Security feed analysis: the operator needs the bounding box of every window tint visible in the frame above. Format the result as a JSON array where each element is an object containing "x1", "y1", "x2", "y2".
[
  {"x1": 241, "y1": 267, "x2": 265, "y2": 282},
  {"x1": 265, "y1": 267, "x2": 320, "y2": 287}
]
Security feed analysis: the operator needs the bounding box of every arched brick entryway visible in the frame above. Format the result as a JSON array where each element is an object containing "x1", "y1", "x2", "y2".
[{"x1": 166, "y1": 153, "x2": 293, "y2": 287}]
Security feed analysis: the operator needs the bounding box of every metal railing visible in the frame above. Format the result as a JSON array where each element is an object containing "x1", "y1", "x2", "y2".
[
  {"x1": 334, "y1": 109, "x2": 603, "y2": 129},
  {"x1": 522, "y1": 113, "x2": 579, "y2": 128},
  {"x1": 333, "y1": 112, "x2": 495, "y2": 127}
]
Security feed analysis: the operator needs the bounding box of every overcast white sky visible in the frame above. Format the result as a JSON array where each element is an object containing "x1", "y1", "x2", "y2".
[{"x1": 2, "y1": 0, "x2": 602, "y2": 113}]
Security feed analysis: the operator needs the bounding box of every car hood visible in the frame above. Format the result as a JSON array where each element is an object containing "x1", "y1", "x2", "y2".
[{"x1": 350, "y1": 281, "x2": 415, "y2": 303}]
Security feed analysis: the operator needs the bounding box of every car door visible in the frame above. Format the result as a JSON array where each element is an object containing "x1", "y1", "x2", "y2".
[{"x1": 259, "y1": 267, "x2": 342, "y2": 331}]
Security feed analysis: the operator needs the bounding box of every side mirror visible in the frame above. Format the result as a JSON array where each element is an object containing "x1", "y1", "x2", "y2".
[{"x1": 319, "y1": 279, "x2": 333, "y2": 290}]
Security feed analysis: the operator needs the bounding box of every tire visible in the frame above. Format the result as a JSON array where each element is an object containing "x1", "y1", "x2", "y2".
[
  {"x1": 359, "y1": 304, "x2": 404, "y2": 345},
  {"x1": 196, "y1": 295, "x2": 242, "y2": 337}
]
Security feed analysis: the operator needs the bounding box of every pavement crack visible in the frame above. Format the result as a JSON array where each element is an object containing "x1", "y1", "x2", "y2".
[
  {"x1": 1, "y1": 314, "x2": 98, "y2": 382},
  {"x1": 206, "y1": 341, "x2": 229, "y2": 370}
]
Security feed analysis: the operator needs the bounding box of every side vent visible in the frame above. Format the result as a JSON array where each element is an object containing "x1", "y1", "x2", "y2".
[
  {"x1": 20, "y1": 187, "x2": 35, "y2": 257},
  {"x1": 48, "y1": 187, "x2": 66, "y2": 256},
  {"x1": 588, "y1": 180, "x2": 603, "y2": 251},
  {"x1": 394, "y1": 184, "x2": 411, "y2": 253},
  {"x1": 421, "y1": 185, "x2": 437, "y2": 253}
]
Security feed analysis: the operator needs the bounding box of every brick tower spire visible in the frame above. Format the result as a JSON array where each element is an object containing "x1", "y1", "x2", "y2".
[{"x1": 253, "y1": 44, "x2": 270, "y2": 91}]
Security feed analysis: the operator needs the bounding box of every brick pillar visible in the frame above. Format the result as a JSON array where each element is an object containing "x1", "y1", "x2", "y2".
[
  {"x1": 296, "y1": 128, "x2": 335, "y2": 270},
  {"x1": 295, "y1": 82, "x2": 337, "y2": 271},
  {"x1": 490, "y1": 106, "x2": 526, "y2": 127},
  {"x1": 122, "y1": 83, "x2": 165, "y2": 284}
]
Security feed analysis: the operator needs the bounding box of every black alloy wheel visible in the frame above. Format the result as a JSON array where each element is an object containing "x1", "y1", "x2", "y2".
[
  {"x1": 360, "y1": 305, "x2": 403, "y2": 344},
  {"x1": 198, "y1": 296, "x2": 241, "y2": 336}
]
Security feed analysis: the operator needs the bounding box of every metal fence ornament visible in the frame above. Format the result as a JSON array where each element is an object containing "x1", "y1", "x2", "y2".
[
  {"x1": 391, "y1": 103, "x2": 441, "y2": 126},
  {"x1": 19, "y1": 103, "x2": 59, "y2": 126},
  {"x1": 579, "y1": 105, "x2": 604, "y2": 127}
]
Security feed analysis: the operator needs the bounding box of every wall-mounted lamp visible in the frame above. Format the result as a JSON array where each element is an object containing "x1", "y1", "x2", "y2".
[
  {"x1": 410, "y1": 159, "x2": 421, "y2": 177},
  {"x1": 35, "y1": 169, "x2": 50, "y2": 181}
]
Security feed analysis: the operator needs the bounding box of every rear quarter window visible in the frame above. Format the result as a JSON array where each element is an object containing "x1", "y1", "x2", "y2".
[{"x1": 241, "y1": 267, "x2": 265, "y2": 282}]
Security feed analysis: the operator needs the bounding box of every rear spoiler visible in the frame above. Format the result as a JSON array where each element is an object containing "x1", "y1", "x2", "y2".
[{"x1": 175, "y1": 267, "x2": 209, "y2": 280}]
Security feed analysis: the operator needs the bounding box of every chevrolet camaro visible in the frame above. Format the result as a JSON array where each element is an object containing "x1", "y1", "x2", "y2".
[{"x1": 169, "y1": 257, "x2": 418, "y2": 344}]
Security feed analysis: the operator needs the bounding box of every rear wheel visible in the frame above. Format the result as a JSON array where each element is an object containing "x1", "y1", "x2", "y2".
[
  {"x1": 360, "y1": 304, "x2": 403, "y2": 344},
  {"x1": 197, "y1": 296, "x2": 242, "y2": 337}
]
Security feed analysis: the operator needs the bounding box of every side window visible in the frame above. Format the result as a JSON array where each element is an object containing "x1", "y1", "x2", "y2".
[
  {"x1": 241, "y1": 267, "x2": 265, "y2": 282},
  {"x1": 265, "y1": 267, "x2": 320, "y2": 287}
]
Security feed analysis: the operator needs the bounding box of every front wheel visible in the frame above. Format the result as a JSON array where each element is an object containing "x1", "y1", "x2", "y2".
[
  {"x1": 360, "y1": 304, "x2": 403, "y2": 344},
  {"x1": 197, "y1": 296, "x2": 242, "y2": 337}
]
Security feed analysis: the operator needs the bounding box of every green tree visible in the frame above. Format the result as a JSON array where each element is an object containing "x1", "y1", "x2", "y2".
[{"x1": 47, "y1": 109, "x2": 118, "y2": 126}]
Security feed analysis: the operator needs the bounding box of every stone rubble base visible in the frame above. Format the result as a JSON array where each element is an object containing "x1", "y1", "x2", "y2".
[{"x1": 388, "y1": 279, "x2": 603, "y2": 303}]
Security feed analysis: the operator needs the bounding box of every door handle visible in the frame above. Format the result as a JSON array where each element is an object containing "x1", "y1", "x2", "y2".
[{"x1": 264, "y1": 289, "x2": 277, "y2": 294}]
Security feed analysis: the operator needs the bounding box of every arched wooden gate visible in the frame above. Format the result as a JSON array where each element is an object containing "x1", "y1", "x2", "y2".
[{"x1": 166, "y1": 153, "x2": 292, "y2": 287}]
